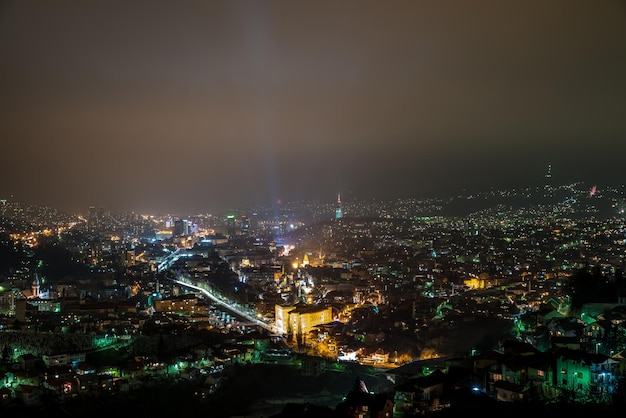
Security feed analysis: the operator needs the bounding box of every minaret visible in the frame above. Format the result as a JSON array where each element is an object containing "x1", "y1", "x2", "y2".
[{"x1": 32, "y1": 273, "x2": 40, "y2": 299}]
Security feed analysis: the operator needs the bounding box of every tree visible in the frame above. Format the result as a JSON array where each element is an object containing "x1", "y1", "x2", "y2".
[
  {"x1": 566, "y1": 267, "x2": 618, "y2": 309},
  {"x1": 1, "y1": 344, "x2": 12, "y2": 365}
]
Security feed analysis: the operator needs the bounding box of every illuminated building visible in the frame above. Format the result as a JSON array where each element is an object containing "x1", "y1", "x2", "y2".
[
  {"x1": 122, "y1": 248, "x2": 136, "y2": 267},
  {"x1": 173, "y1": 219, "x2": 189, "y2": 237},
  {"x1": 335, "y1": 194, "x2": 343, "y2": 220},
  {"x1": 87, "y1": 206, "x2": 105, "y2": 230},
  {"x1": 153, "y1": 294, "x2": 211, "y2": 315},
  {"x1": 226, "y1": 214, "x2": 236, "y2": 238},
  {"x1": 155, "y1": 229, "x2": 173, "y2": 241},
  {"x1": 552, "y1": 347, "x2": 618, "y2": 400},
  {"x1": 31, "y1": 274, "x2": 40, "y2": 299},
  {"x1": 275, "y1": 302, "x2": 333, "y2": 341},
  {"x1": 88, "y1": 205, "x2": 97, "y2": 229},
  {"x1": 240, "y1": 215, "x2": 250, "y2": 236}
]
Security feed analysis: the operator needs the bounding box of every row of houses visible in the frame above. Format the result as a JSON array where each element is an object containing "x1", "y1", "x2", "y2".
[
  {"x1": 388, "y1": 338, "x2": 622, "y2": 416},
  {"x1": 301, "y1": 339, "x2": 623, "y2": 418}
]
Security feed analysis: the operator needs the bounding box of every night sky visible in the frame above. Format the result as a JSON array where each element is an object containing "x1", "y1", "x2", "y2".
[{"x1": 1, "y1": 1, "x2": 625, "y2": 215}]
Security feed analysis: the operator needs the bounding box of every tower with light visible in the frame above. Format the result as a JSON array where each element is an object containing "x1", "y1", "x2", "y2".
[{"x1": 335, "y1": 194, "x2": 343, "y2": 220}]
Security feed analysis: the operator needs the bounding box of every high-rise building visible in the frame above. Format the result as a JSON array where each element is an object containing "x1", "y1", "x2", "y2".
[
  {"x1": 240, "y1": 215, "x2": 250, "y2": 236},
  {"x1": 173, "y1": 219, "x2": 188, "y2": 237},
  {"x1": 87, "y1": 205, "x2": 106, "y2": 229},
  {"x1": 122, "y1": 248, "x2": 136, "y2": 267},
  {"x1": 97, "y1": 206, "x2": 105, "y2": 221},
  {"x1": 335, "y1": 194, "x2": 343, "y2": 220},
  {"x1": 226, "y1": 214, "x2": 236, "y2": 238},
  {"x1": 88, "y1": 206, "x2": 97, "y2": 229}
]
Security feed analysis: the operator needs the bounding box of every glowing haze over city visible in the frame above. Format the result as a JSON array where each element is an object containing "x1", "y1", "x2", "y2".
[{"x1": 1, "y1": 1, "x2": 625, "y2": 216}]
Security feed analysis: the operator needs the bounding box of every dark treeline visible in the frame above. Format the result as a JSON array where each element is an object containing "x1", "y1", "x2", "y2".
[{"x1": 567, "y1": 265, "x2": 626, "y2": 311}]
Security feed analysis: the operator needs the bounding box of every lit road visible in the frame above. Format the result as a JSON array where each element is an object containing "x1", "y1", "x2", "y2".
[
  {"x1": 155, "y1": 248, "x2": 282, "y2": 334},
  {"x1": 156, "y1": 248, "x2": 184, "y2": 272},
  {"x1": 172, "y1": 277, "x2": 281, "y2": 335}
]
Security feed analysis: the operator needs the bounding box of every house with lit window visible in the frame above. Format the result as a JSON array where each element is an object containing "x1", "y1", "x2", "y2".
[
  {"x1": 393, "y1": 369, "x2": 446, "y2": 416},
  {"x1": 486, "y1": 344, "x2": 554, "y2": 402},
  {"x1": 42, "y1": 375, "x2": 78, "y2": 400},
  {"x1": 43, "y1": 352, "x2": 86, "y2": 367},
  {"x1": 492, "y1": 379, "x2": 526, "y2": 402},
  {"x1": 552, "y1": 347, "x2": 619, "y2": 403},
  {"x1": 585, "y1": 319, "x2": 612, "y2": 341},
  {"x1": 42, "y1": 364, "x2": 79, "y2": 399},
  {"x1": 153, "y1": 293, "x2": 210, "y2": 315}
]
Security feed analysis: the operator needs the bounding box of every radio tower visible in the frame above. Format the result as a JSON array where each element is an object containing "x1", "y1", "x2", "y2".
[{"x1": 544, "y1": 163, "x2": 552, "y2": 198}]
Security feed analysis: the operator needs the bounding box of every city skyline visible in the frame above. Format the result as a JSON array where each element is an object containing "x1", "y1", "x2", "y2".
[{"x1": 1, "y1": 1, "x2": 625, "y2": 215}]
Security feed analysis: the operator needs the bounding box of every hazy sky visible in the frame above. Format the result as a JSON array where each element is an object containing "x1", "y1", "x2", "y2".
[{"x1": 1, "y1": 0, "x2": 625, "y2": 215}]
